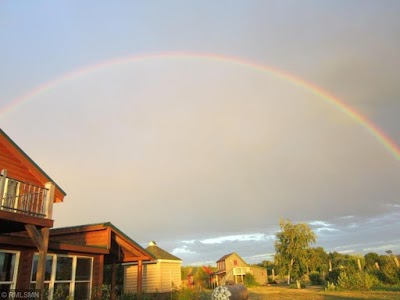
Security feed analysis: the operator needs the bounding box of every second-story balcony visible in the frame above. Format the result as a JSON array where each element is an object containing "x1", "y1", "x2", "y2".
[
  {"x1": 0, "y1": 169, "x2": 55, "y2": 233},
  {"x1": 232, "y1": 267, "x2": 251, "y2": 276}
]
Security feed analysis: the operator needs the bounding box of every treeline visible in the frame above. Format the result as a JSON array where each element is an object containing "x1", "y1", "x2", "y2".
[
  {"x1": 259, "y1": 219, "x2": 400, "y2": 290},
  {"x1": 259, "y1": 250, "x2": 400, "y2": 288}
]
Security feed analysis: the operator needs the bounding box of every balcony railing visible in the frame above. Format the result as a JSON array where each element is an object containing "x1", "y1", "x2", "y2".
[
  {"x1": 0, "y1": 169, "x2": 53, "y2": 219},
  {"x1": 232, "y1": 267, "x2": 251, "y2": 276}
]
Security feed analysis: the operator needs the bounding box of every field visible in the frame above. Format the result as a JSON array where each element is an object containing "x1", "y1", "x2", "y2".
[{"x1": 243, "y1": 286, "x2": 400, "y2": 300}]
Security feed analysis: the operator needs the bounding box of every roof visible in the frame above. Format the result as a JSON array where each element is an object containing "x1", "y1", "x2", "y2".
[
  {"x1": 216, "y1": 252, "x2": 248, "y2": 266},
  {"x1": 50, "y1": 222, "x2": 145, "y2": 250},
  {"x1": 216, "y1": 252, "x2": 235, "y2": 263},
  {"x1": 146, "y1": 241, "x2": 181, "y2": 261},
  {"x1": 50, "y1": 222, "x2": 155, "y2": 262},
  {"x1": 0, "y1": 128, "x2": 66, "y2": 202}
]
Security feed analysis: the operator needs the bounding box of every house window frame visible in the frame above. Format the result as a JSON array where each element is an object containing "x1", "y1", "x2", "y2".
[
  {"x1": 30, "y1": 253, "x2": 93, "y2": 300},
  {"x1": 0, "y1": 250, "x2": 20, "y2": 292}
]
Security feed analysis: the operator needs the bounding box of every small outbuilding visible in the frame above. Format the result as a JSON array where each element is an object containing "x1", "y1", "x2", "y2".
[{"x1": 124, "y1": 241, "x2": 182, "y2": 294}]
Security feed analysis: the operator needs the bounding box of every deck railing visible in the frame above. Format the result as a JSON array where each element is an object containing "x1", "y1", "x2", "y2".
[
  {"x1": 218, "y1": 267, "x2": 251, "y2": 286},
  {"x1": 0, "y1": 169, "x2": 53, "y2": 219},
  {"x1": 232, "y1": 267, "x2": 251, "y2": 276}
]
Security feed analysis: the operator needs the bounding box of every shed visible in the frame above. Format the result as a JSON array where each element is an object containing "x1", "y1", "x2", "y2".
[{"x1": 124, "y1": 241, "x2": 182, "y2": 294}]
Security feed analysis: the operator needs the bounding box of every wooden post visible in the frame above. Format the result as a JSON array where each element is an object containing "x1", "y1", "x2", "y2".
[
  {"x1": 44, "y1": 182, "x2": 55, "y2": 219},
  {"x1": 329, "y1": 259, "x2": 332, "y2": 272},
  {"x1": 111, "y1": 262, "x2": 116, "y2": 300},
  {"x1": 272, "y1": 269, "x2": 275, "y2": 281},
  {"x1": 137, "y1": 260, "x2": 143, "y2": 298},
  {"x1": 0, "y1": 169, "x2": 7, "y2": 204},
  {"x1": 357, "y1": 258, "x2": 362, "y2": 271},
  {"x1": 25, "y1": 225, "x2": 49, "y2": 299},
  {"x1": 375, "y1": 262, "x2": 380, "y2": 270}
]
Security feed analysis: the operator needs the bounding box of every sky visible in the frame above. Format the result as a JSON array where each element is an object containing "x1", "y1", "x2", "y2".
[{"x1": 0, "y1": 1, "x2": 399, "y2": 266}]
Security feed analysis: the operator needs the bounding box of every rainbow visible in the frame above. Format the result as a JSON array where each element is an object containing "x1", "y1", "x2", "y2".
[{"x1": 2, "y1": 51, "x2": 400, "y2": 161}]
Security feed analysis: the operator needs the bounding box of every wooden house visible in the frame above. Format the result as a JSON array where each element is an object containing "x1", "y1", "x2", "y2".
[
  {"x1": 211, "y1": 252, "x2": 267, "y2": 287},
  {"x1": 0, "y1": 128, "x2": 65, "y2": 295},
  {"x1": 124, "y1": 241, "x2": 182, "y2": 294},
  {"x1": 0, "y1": 129, "x2": 153, "y2": 299}
]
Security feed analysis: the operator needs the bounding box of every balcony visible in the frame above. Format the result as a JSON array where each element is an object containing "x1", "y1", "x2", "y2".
[
  {"x1": 0, "y1": 169, "x2": 54, "y2": 233},
  {"x1": 232, "y1": 267, "x2": 251, "y2": 276}
]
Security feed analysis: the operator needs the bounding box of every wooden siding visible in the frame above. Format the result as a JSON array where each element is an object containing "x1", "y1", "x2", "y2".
[
  {"x1": 0, "y1": 131, "x2": 65, "y2": 202},
  {"x1": 50, "y1": 228, "x2": 109, "y2": 248},
  {"x1": 160, "y1": 262, "x2": 181, "y2": 291},
  {"x1": 224, "y1": 253, "x2": 248, "y2": 271},
  {"x1": 0, "y1": 143, "x2": 42, "y2": 187},
  {"x1": 125, "y1": 263, "x2": 160, "y2": 293},
  {"x1": 250, "y1": 266, "x2": 267, "y2": 285},
  {"x1": 125, "y1": 262, "x2": 181, "y2": 293}
]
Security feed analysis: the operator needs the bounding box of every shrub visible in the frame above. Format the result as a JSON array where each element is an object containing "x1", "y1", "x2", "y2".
[
  {"x1": 309, "y1": 271, "x2": 326, "y2": 285},
  {"x1": 325, "y1": 281, "x2": 336, "y2": 291},
  {"x1": 243, "y1": 273, "x2": 259, "y2": 287},
  {"x1": 171, "y1": 286, "x2": 208, "y2": 300},
  {"x1": 337, "y1": 271, "x2": 379, "y2": 291},
  {"x1": 288, "y1": 281, "x2": 306, "y2": 289},
  {"x1": 372, "y1": 283, "x2": 400, "y2": 292},
  {"x1": 325, "y1": 268, "x2": 341, "y2": 284}
]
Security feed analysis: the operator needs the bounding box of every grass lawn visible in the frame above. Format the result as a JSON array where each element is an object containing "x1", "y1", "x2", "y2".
[{"x1": 208, "y1": 286, "x2": 400, "y2": 300}]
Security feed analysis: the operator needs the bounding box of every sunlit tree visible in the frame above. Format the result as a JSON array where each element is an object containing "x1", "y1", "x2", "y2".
[
  {"x1": 307, "y1": 247, "x2": 329, "y2": 274},
  {"x1": 274, "y1": 219, "x2": 316, "y2": 286}
]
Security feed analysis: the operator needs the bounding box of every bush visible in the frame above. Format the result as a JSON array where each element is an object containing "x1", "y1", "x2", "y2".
[
  {"x1": 325, "y1": 268, "x2": 341, "y2": 284},
  {"x1": 288, "y1": 281, "x2": 306, "y2": 289},
  {"x1": 243, "y1": 273, "x2": 259, "y2": 287},
  {"x1": 325, "y1": 281, "x2": 336, "y2": 291},
  {"x1": 337, "y1": 272, "x2": 379, "y2": 291},
  {"x1": 309, "y1": 272, "x2": 326, "y2": 285},
  {"x1": 171, "y1": 287, "x2": 208, "y2": 300},
  {"x1": 372, "y1": 283, "x2": 400, "y2": 292}
]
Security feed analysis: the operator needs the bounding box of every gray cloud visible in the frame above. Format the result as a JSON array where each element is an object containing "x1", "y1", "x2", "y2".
[{"x1": 1, "y1": 1, "x2": 399, "y2": 265}]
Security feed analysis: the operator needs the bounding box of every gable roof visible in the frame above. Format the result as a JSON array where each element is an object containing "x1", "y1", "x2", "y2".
[
  {"x1": 49, "y1": 222, "x2": 154, "y2": 263},
  {"x1": 216, "y1": 252, "x2": 248, "y2": 265},
  {"x1": 0, "y1": 128, "x2": 66, "y2": 202},
  {"x1": 146, "y1": 241, "x2": 181, "y2": 261},
  {"x1": 216, "y1": 252, "x2": 235, "y2": 263}
]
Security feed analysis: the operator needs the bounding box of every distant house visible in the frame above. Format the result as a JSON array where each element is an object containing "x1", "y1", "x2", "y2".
[
  {"x1": 124, "y1": 241, "x2": 182, "y2": 294},
  {"x1": 211, "y1": 252, "x2": 267, "y2": 286}
]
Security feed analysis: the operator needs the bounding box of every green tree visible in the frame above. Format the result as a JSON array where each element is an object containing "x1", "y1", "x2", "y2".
[
  {"x1": 307, "y1": 247, "x2": 329, "y2": 274},
  {"x1": 364, "y1": 252, "x2": 380, "y2": 271},
  {"x1": 274, "y1": 219, "x2": 316, "y2": 286}
]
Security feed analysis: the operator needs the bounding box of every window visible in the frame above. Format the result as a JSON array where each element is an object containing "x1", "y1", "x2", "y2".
[
  {"x1": 31, "y1": 254, "x2": 92, "y2": 300},
  {"x1": 234, "y1": 260, "x2": 238, "y2": 266},
  {"x1": 0, "y1": 251, "x2": 19, "y2": 293}
]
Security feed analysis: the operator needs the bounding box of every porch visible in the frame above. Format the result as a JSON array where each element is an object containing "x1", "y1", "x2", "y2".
[{"x1": 212, "y1": 267, "x2": 251, "y2": 287}]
